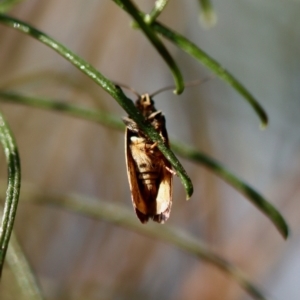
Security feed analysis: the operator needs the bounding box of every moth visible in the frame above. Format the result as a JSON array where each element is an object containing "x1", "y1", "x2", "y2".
[
  {"x1": 118, "y1": 77, "x2": 212, "y2": 223},
  {"x1": 121, "y1": 89, "x2": 174, "y2": 224}
]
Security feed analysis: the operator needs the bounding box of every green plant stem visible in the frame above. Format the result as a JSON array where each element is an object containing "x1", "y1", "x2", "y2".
[
  {"x1": 0, "y1": 110, "x2": 21, "y2": 276},
  {"x1": 151, "y1": 21, "x2": 268, "y2": 127},
  {"x1": 0, "y1": 91, "x2": 289, "y2": 238},
  {"x1": 0, "y1": 13, "x2": 193, "y2": 199},
  {"x1": 170, "y1": 141, "x2": 288, "y2": 238},
  {"x1": 144, "y1": 0, "x2": 169, "y2": 24},
  {"x1": 112, "y1": 0, "x2": 184, "y2": 94},
  {"x1": 197, "y1": 0, "x2": 216, "y2": 27},
  {"x1": 111, "y1": 3, "x2": 267, "y2": 127}
]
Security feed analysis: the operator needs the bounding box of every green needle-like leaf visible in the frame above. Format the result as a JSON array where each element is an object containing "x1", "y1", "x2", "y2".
[
  {"x1": 151, "y1": 21, "x2": 268, "y2": 127},
  {"x1": 0, "y1": 110, "x2": 21, "y2": 276},
  {"x1": 112, "y1": 0, "x2": 184, "y2": 94},
  {"x1": 171, "y1": 141, "x2": 289, "y2": 239},
  {"x1": 0, "y1": 91, "x2": 125, "y2": 131},
  {"x1": 0, "y1": 13, "x2": 193, "y2": 199},
  {"x1": 0, "y1": 91, "x2": 289, "y2": 238},
  {"x1": 198, "y1": 0, "x2": 217, "y2": 27},
  {"x1": 144, "y1": 0, "x2": 170, "y2": 24}
]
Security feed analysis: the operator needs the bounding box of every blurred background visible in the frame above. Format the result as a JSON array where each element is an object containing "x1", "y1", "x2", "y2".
[{"x1": 0, "y1": 0, "x2": 299, "y2": 299}]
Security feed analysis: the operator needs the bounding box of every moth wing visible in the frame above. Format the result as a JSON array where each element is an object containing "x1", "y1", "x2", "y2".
[
  {"x1": 153, "y1": 160, "x2": 173, "y2": 223},
  {"x1": 125, "y1": 128, "x2": 149, "y2": 223},
  {"x1": 152, "y1": 115, "x2": 172, "y2": 224}
]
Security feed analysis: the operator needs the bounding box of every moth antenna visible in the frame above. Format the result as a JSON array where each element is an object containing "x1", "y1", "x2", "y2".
[
  {"x1": 113, "y1": 82, "x2": 141, "y2": 98},
  {"x1": 149, "y1": 74, "x2": 215, "y2": 98}
]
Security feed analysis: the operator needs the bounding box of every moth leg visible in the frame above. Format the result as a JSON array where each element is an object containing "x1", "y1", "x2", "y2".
[
  {"x1": 150, "y1": 142, "x2": 158, "y2": 149},
  {"x1": 122, "y1": 117, "x2": 139, "y2": 133},
  {"x1": 148, "y1": 141, "x2": 167, "y2": 150},
  {"x1": 144, "y1": 142, "x2": 158, "y2": 154},
  {"x1": 165, "y1": 166, "x2": 177, "y2": 175}
]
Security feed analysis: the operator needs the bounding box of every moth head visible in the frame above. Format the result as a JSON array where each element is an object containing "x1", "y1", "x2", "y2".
[
  {"x1": 115, "y1": 75, "x2": 213, "y2": 117},
  {"x1": 135, "y1": 94, "x2": 155, "y2": 116}
]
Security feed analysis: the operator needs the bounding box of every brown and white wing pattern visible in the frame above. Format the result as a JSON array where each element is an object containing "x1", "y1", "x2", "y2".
[{"x1": 123, "y1": 94, "x2": 173, "y2": 224}]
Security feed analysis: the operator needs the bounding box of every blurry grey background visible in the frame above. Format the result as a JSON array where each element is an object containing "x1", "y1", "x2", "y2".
[{"x1": 0, "y1": 0, "x2": 299, "y2": 299}]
